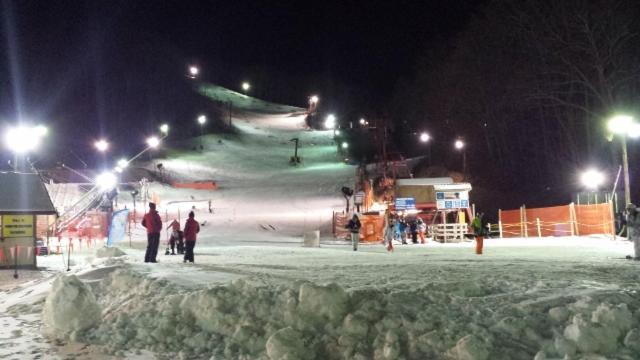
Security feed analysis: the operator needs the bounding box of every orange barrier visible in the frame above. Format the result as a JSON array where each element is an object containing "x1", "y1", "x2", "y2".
[
  {"x1": 172, "y1": 181, "x2": 218, "y2": 190},
  {"x1": 500, "y1": 202, "x2": 614, "y2": 238},
  {"x1": 333, "y1": 212, "x2": 384, "y2": 242}
]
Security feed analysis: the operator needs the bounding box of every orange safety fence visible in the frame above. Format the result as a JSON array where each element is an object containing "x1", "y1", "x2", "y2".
[
  {"x1": 333, "y1": 212, "x2": 384, "y2": 242},
  {"x1": 172, "y1": 181, "x2": 218, "y2": 190},
  {"x1": 499, "y1": 202, "x2": 614, "y2": 238}
]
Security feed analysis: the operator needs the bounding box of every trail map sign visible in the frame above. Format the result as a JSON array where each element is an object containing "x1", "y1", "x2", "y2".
[
  {"x1": 395, "y1": 197, "x2": 416, "y2": 210},
  {"x1": 2, "y1": 215, "x2": 34, "y2": 238},
  {"x1": 436, "y1": 191, "x2": 469, "y2": 210}
]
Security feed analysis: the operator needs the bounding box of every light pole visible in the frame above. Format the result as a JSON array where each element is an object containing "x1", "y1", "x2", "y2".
[
  {"x1": 455, "y1": 139, "x2": 466, "y2": 178},
  {"x1": 607, "y1": 115, "x2": 635, "y2": 205},
  {"x1": 197, "y1": 115, "x2": 207, "y2": 150}
]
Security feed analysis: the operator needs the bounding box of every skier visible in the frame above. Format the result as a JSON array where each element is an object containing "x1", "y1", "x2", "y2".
[
  {"x1": 167, "y1": 220, "x2": 184, "y2": 255},
  {"x1": 409, "y1": 218, "x2": 419, "y2": 244},
  {"x1": 183, "y1": 211, "x2": 200, "y2": 263},
  {"x1": 383, "y1": 211, "x2": 395, "y2": 252},
  {"x1": 398, "y1": 217, "x2": 408, "y2": 245},
  {"x1": 417, "y1": 218, "x2": 427, "y2": 244},
  {"x1": 626, "y1": 204, "x2": 640, "y2": 260},
  {"x1": 346, "y1": 213, "x2": 362, "y2": 251},
  {"x1": 142, "y1": 202, "x2": 162, "y2": 263},
  {"x1": 471, "y1": 212, "x2": 487, "y2": 255}
]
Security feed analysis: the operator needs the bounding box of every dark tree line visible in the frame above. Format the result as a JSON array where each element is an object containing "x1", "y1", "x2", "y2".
[{"x1": 393, "y1": 0, "x2": 640, "y2": 199}]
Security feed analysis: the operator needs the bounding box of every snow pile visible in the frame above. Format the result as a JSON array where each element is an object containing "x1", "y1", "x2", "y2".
[
  {"x1": 61, "y1": 262, "x2": 638, "y2": 359},
  {"x1": 42, "y1": 275, "x2": 101, "y2": 338},
  {"x1": 95, "y1": 246, "x2": 127, "y2": 258}
]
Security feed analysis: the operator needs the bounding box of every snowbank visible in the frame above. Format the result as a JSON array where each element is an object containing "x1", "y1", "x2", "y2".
[
  {"x1": 69, "y1": 260, "x2": 640, "y2": 359},
  {"x1": 95, "y1": 246, "x2": 127, "y2": 258},
  {"x1": 42, "y1": 275, "x2": 101, "y2": 338}
]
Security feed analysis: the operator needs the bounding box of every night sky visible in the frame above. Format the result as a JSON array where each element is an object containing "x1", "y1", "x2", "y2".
[{"x1": 0, "y1": 0, "x2": 481, "y2": 165}]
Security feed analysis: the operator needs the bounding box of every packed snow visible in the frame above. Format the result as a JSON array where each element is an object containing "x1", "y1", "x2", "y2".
[{"x1": 2, "y1": 94, "x2": 640, "y2": 359}]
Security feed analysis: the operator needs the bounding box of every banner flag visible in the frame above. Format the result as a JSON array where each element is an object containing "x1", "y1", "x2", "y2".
[{"x1": 107, "y1": 209, "x2": 130, "y2": 247}]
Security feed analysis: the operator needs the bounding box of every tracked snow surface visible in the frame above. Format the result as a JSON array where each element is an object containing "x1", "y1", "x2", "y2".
[{"x1": 2, "y1": 93, "x2": 640, "y2": 360}]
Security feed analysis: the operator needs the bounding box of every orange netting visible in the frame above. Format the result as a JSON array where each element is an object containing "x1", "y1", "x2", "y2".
[
  {"x1": 500, "y1": 203, "x2": 614, "y2": 238},
  {"x1": 333, "y1": 212, "x2": 384, "y2": 242}
]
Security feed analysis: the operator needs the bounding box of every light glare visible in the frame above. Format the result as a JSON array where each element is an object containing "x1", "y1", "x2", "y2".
[
  {"x1": 197, "y1": 115, "x2": 207, "y2": 125},
  {"x1": 455, "y1": 139, "x2": 465, "y2": 150},
  {"x1": 324, "y1": 114, "x2": 336, "y2": 129},
  {"x1": 581, "y1": 169, "x2": 605, "y2": 189},
  {"x1": 5, "y1": 125, "x2": 47, "y2": 154},
  {"x1": 160, "y1": 124, "x2": 169, "y2": 134},
  {"x1": 607, "y1": 115, "x2": 634, "y2": 135},
  {"x1": 96, "y1": 172, "x2": 117, "y2": 191},
  {"x1": 420, "y1": 132, "x2": 431, "y2": 142},
  {"x1": 94, "y1": 139, "x2": 109, "y2": 152},
  {"x1": 147, "y1": 136, "x2": 160, "y2": 148}
]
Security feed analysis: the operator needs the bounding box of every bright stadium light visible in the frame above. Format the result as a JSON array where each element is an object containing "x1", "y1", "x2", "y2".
[
  {"x1": 454, "y1": 139, "x2": 465, "y2": 150},
  {"x1": 324, "y1": 114, "x2": 336, "y2": 129},
  {"x1": 420, "y1": 132, "x2": 431, "y2": 143},
  {"x1": 96, "y1": 171, "x2": 117, "y2": 191},
  {"x1": 242, "y1": 82, "x2": 250, "y2": 92},
  {"x1": 359, "y1": 118, "x2": 366, "y2": 125},
  {"x1": 334, "y1": 129, "x2": 341, "y2": 136},
  {"x1": 146, "y1": 136, "x2": 160, "y2": 148},
  {"x1": 309, "y1": 95, "x2": 319, "y2": 105},
  {"x1": 117, "y1": 158, "x2": 129, "y2": 168},
  {"x1": 341, "y1": 141, "x2": 349, "y2": 149},
  {"x1": 114, "y1": 166, "x2": 123, "y2": 173},
  {"x1": 159, "y1": 124, "x2": 169, "y2": 134},
  {"x1": 197, "y1": 115, "x2": 207, "y2": 125},
  {"x1": 581, "y1": 169, "x2": 605, "y2": 190},
  {"x1": 94, "y1": 139, "x2": 109, "y2": 152},
  {"x1": 188, "y1": 65, "x2": 199, "y2": 78},
  {"x1": 607, "y1": 115, "x2": 634, "y2": 135},
  {"x1": 4, "y1": 125, "x2": 48, "y2": 154}
]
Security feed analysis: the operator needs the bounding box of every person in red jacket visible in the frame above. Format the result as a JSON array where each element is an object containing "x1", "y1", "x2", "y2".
[
  {"x1": 183, "y1": 211, "x2": 200, "y2": 263},
  {"x1": 141, "y1": 202, "x2": 163, "y2": 263}
]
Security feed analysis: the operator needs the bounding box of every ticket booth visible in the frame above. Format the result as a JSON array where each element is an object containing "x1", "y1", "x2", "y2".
[{"x1": 0, "y1": 172, "x2": 57, "y2": 269}]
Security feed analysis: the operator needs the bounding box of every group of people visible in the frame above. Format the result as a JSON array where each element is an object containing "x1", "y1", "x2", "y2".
[
  {"x1": 142, "y1": 202, "x2": 200, "y2": 263},
  {"x1": 382, "y1": 212, "x2": 427, "y2": 249}
]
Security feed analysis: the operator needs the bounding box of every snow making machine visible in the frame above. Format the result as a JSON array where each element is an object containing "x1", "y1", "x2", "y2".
[{"x1": 393, "y1": 178, "x2": 473, "y2": 243}]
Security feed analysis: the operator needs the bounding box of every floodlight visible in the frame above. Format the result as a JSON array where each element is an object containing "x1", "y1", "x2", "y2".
[
  {"x1": 94, "y1": 139, "x2": 109, "y2": 152},
  {"x1": 4, "y1": 125, "x2": 47, "y2": 154},
  {"x1": 607, "y1": 115, "x2": 634, "y2": 135},
  {"x1": 189, "y1": 66, "x2": 199, "y2": 77},
  {"x1": 309, "y1": 95, "x2": 319, "y2": 104},
  {"x1": 242, "y1": 82, "x2": 250, "y2": 91},
  {"x1": 359, "y1": 118, "x2": 366, "y2": 125},
  {"x1": 197, "y1": 115, "x2": 207, "y2": 125},
  {"x1": 581, "y1": 169, "x2": 605, "y2": 190},
  {"x1": 96, "y1": 172, "x2": 117, "y2": 191},
  {"x1": 117, "y1": 158, "x2": 128, "y2": 168},
  {"x1": 420, "y1": 132, "x2": 431, "y2": 143},
  {"x1": 160, "y1": 124, "x2": 169, "y2": 134},
  {"x1": 147, "y1": 136, "x2": 160, "y2": 148},
  {"x1": 324, "y1": 114, "x2": 336, "y2": 129},
  {"x1": 341, "y1": 142, "x2": 348, "y2": 149},
  {"x1": 454, "y1": 139, "x2": 465, "y2": 150}
]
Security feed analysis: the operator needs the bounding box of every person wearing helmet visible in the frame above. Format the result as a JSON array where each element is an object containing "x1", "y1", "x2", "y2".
[{"x1": 346, "y1": 213, "x2": 362, "y2": 251}]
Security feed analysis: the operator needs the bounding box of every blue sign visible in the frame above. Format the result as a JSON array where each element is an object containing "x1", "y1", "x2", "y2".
[
  {"x1": 395, "y1": 197, "x2": 416, "y2": 210},
  {"x1": 107, "y1": 209, "x2": 129, "y2": 246}
]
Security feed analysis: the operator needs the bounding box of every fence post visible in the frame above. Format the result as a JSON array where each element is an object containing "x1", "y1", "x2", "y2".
[
  {"x1": 609, "y1": 200, "x2": 616, "y2": 241},
  {"x1": 498, "y1": 209, "x2": 503, "y2": 238},
  {"x1": 519, "y1": 206, "x2": 524, "y2": 237},
  {"x1": 536, "y1": 218, "x2": 541, "y2": 237},
  {"x1": 569, "y1": 202, "x2": 576, "y2": 236},
  {"x1": 523, "y1": 205, "x2": 528, "y2": 238}
]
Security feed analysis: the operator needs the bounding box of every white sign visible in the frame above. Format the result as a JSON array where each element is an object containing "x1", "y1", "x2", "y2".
[
  {"x1": 354, "y1": 191, "x2": 365, "y2": 205},
  {"x1": 436, "y1": 191, "x2": 469, "y2": 210}
]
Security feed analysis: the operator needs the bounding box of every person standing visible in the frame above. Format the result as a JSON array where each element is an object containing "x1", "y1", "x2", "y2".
[
  {"x1": 167, "y1": 220, "x2": 184, "y2": 255},
  {"x1": 472, "y1": 212, "x2": 486, "y2": 255},
  {"x1": 142, "y1": 203, "x2": 162, "y2": 263},
  {"x1": 626, "y1": 204, "x2": 640, "y2": 260},
  {"x1": 183, "y1": 211, "x2": 200, "y2": 263},
  {"x1": 417, "y1": 218, "x2": 427, "y2": 244},
  {"x1": 346, "y1": 213, "x2": 362, "y2": 251},
  {"x1": 409, "y1": 218, "x2": 419, "y2": 244},
  {"x1": 398, "y1": 217, "x2": 408, "y2": 245}
]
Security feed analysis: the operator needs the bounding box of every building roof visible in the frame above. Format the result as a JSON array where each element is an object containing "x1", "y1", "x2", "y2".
[{"x1": 0, "y1": 172, "x2": 57, "y2": 215}]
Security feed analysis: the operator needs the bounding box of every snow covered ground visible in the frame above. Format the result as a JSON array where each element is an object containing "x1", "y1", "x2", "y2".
[{"x1": 2, "y1": 237, "x2": 640, "y2": 360}]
